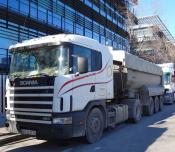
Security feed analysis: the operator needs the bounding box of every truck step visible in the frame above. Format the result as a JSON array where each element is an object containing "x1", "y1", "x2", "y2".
[{"x1": 107, "y1": 108, "x2": 116, "y2": 128}]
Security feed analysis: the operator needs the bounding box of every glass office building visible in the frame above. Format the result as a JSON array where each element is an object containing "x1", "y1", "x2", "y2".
[{"x1": 0, "y1": 0, "x2": 137, "y2": 64}]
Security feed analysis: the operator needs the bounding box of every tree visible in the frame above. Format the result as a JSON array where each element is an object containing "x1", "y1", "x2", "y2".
[{"x1": 130, "y1": 25, "x2": 175, "y2": 64}]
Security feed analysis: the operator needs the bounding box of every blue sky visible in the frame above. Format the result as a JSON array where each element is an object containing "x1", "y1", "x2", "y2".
[{"x1": 135, "y1": 0, "x2": 175, "y2": 37}]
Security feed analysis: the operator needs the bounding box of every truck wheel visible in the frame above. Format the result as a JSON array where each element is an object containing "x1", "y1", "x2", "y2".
[
  {"x1": 144, "y1": 97, "x2": 154, "y2": 116},
  {"x1": 131, "y1": 100, "x2": 142, "y2": 123},
  {"x1": 122, "y1": 99, "x2": 142, "y2": 123},
  {"x1": 159, "y1": 96, "x2": 164, "y2": 111},
  {"x1": 170, "y1": 94, "x2": 174, "y2": 104},
  {"x1": 154, "y1": 97, "x2": 159, "y2": 113},
  {"x1": 86, "y1": 108, "x2": 104, "y2": 144}
]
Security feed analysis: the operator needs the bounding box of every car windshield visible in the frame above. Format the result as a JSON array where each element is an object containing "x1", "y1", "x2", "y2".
[
  {"x1": 163, "y1": 72, "x2": 170, "y2": 85},
  {"x1": 9, "y1": 45, "x2": 69, "y2": 78}
]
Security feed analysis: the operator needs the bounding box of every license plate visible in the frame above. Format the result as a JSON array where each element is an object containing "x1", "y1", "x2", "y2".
[{"x1": 21, "y1": 129, "x2": 36, "y2": 136}]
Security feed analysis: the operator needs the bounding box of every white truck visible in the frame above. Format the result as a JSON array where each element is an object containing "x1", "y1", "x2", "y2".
[
  {"x1": 5, "y1": 34, "x2": 164, "y2": 143},
  {"x1": 158, "y1": 63, "x2": 175, "y2": 104}
]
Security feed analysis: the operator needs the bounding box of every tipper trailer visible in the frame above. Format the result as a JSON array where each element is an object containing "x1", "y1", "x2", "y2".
[{"x1": 6, "y1": 34, "x2": 164, "y2": 143}]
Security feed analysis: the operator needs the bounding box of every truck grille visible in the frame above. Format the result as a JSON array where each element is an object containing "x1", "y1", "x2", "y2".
[{"x1": 9, "y1": 86, "x2": 54, "y2": 124}]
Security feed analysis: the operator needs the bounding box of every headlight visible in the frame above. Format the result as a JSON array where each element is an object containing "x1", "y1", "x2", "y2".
[{"x1": 53, "y1": 117, "x2": 72, "y2": 124}]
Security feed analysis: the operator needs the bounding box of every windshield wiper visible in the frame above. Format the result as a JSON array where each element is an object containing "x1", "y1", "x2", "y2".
[
  {"x1": 30, "y1": 73, "x2": 50, "y2": 77},
  {"x1": 9, "y1": 74, "x2": 23, "y2": 80}
]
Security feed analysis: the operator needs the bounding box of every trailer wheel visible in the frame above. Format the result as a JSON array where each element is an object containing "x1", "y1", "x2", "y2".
[
  {"x1": 144, "y1": 97, "x2": 154, "y2": 116},
  {"x1": 159, "y1": 96, "x2": 164, "y2": 111},
  {"x1": 85, "y1": 108, "x2": 104, "y2": 144},
  {"x1": 154, "y1": 97, "x2": 159, "y2": 113}
]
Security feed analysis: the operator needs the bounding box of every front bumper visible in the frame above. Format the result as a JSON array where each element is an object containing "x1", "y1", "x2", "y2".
[
  {"x1": 164, "y1": 93, "x2": 174, "y2": 104},
  {"x1": 6, "y1": 111, "x2": 86, "y2": 140}
]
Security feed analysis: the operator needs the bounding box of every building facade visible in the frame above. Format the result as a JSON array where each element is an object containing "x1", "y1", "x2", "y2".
[
  {"x1": 130, "y1": 15, "x2": 175, "y2": 63},
  {"x1": 0, "y1": 0, "x2": 137, "y2": 51}
]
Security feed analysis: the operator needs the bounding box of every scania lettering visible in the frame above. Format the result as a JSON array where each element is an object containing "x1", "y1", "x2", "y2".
[
  {"x1": 6, "y1": 34, "x2": 164, "y2": 143},
  {"x1": 20, "y1": 80, "x2": 38, "y2": 86}
]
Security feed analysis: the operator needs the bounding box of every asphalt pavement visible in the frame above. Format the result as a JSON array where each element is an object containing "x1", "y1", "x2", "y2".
[{"x1": 0, "y1": 104, "x2": 175, "y2": 152}]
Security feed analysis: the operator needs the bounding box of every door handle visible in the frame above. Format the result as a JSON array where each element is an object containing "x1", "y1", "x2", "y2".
[{"x1": 90, "y1": 85, "x2": 95, "y2": 92}]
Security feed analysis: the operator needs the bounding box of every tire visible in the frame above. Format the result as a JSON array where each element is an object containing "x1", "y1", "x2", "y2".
[
  {"x1": 85, "y1": 108, "x2": 104, "y2": 144},
  {"x1": 170, "y1": 94, "x2": 174, "y2": 104},
  {"x1": 154, "y1": 96, "x2": 159, "y2": 113},
  {"x1": 122, "y1": 99, "x2": 142, "y2": 123},
  {"x1": 159, "y1": 96, "x2": 164, "y2": 111},
  {"x1": 131, "y1": 100, "x2": 142, "y2": 123},
  {"x1": 144, "y1": 97, "x2": 154, "y2": 116}
]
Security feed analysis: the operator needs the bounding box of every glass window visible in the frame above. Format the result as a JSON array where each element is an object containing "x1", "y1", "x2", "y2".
[
  {"x1": 20, "y1": 0, "x2": 29, "y2": 15},
  {"x1": 38, "y1": 6, "x2": 47, "y2": 22},
  {"x1": 65, "y1": 19, "x2": 73, "y2": 33},
  {"x1": 48, "y1": 11, "x2": 53, "y2": 24},
  {"x1": 1, "y1": 0, "x2": 7, "y2": 5},
  {"x1": 75, "y1": 24, "x2": 84, "y2": 35},
  {"x1": 85, "y1": 28, "x2": 92, "y2": 38},
  {"x1": 100, "y1": 3, "x2": 106, "y2": 17},
  {"x1": 100, "y1": 36, "x2": 105, "y2": 45},
  {"x1": 164, "y1": 73, "x2": 171, "y2": 85},
  {"x1": 93, "y1": 32, "x2": 99, "y2": 41},
  {"x1": 53, "y1": 14, "x2": 61, "y2": 28},
  {"x1": 106, "y1": 39, "x2": 112, "y2": 46},
  {"x1": 9, "y1": 0, "x2": 19, "y2": 10},
  {"x1": 84, "y1": 0, "x2": 92, "y2": 7},
  {"x1": 30, "y1": 2, "x2": 37, "y2": 18},
  {"x1": 93, "y1": 1, "x2": 99, "y2": 12},
  {"x1": 72, "y1": 45, "x2": 91, "y2": 73},
  {"x1": 65, "y1": 5, "x2": 75, "y2": 22},
  {"x1": 91, "y1": 51, "x2": 102, "y2": 71},
  {"x1": 10, "y1": 45, "x2": 69, "y2": 77}
]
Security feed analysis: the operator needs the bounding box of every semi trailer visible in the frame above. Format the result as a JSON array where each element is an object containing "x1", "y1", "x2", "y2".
[
  {"x1": 5, "y1": 34, "x2": 164, "y2": 143},
  {"x1": 158, "y1": 63, "x2": 175, "y2": 104}
]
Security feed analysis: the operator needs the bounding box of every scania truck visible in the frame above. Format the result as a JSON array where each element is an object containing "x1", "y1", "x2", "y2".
[
  {"x1": 6, "y1": 34, "x2": 164, "y2": 143},
  {"x1": 158, "y1": 63, "x2": 175, "y2": 104}
]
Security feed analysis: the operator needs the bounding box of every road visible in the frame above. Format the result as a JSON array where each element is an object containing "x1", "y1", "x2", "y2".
[{"x1": 1, "y1": 104, "x2": 175, "y2": 152}]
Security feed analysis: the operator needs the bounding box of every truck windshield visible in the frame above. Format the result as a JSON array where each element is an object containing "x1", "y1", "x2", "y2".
[
  {"x1": 163, "y1": 72, "x2": 170, "y2": 85},
  {"x1": 9, "y1": 45, "x2": 69, "y2": 78}
]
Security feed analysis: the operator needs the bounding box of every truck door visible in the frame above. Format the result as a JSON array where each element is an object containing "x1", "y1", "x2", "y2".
[{"x1": 71, "y1": 45, "x2": 95, "y2": 111}]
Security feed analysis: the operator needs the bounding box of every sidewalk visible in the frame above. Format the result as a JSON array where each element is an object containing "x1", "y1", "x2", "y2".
[{"x1": 0, "y1": 115, "x2": 29, "y2": 147}]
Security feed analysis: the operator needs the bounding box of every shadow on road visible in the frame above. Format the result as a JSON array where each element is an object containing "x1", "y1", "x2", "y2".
[
  {"x1": 4, "y1": 105, "x2": 175, "y2": 152},
  {"x1": 0, "y1": 134, "x2": 30, "y2": 146}
]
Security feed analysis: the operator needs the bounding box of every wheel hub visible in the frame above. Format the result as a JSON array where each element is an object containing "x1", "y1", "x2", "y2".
[{"x1": 90, "y1": 117, "x2": 101, "y2": 133}]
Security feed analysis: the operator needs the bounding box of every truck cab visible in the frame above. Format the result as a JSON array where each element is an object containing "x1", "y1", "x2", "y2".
[
  {"x1": 158, "y1": 63, "x2": 175, "y2": 104},
  {"x1": 6, "y1": 34, "x2": 113, "y2": 142}
]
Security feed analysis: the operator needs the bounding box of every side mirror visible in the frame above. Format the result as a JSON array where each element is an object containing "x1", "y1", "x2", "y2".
[{"x1": 77, "y1": 56, "x2": 88, "y2": 74}]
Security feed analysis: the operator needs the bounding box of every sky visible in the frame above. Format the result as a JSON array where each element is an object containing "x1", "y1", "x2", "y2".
[{"x1": 135, "y1": 0, "x2": 175, "y2": 37}]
